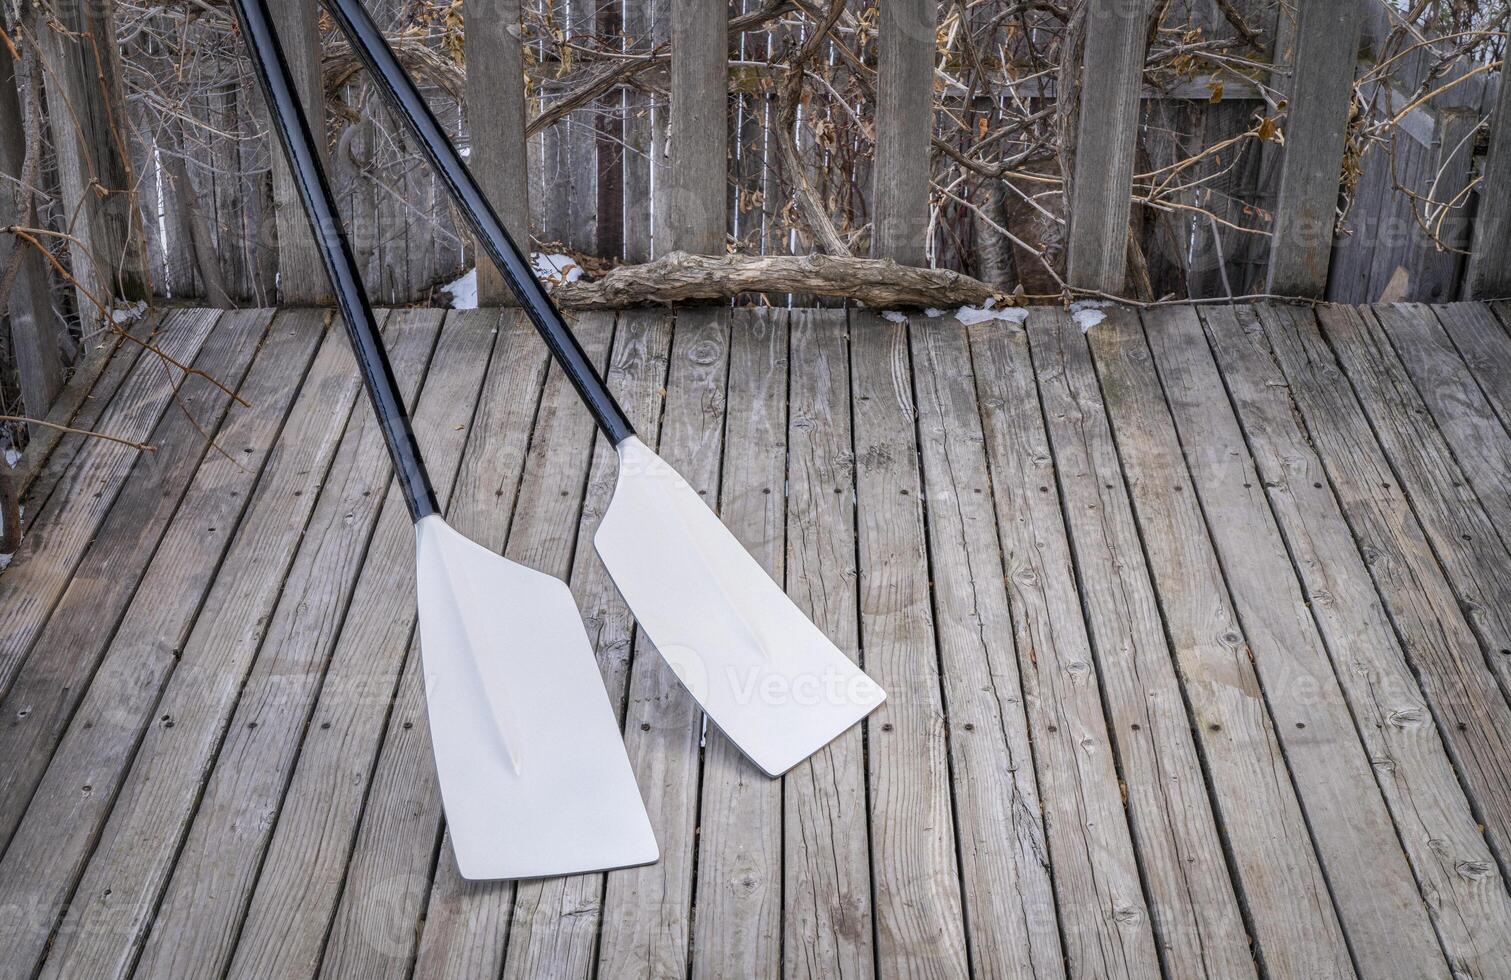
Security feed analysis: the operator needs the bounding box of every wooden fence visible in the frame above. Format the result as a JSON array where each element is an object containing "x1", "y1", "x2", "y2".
[{"x1": 1, "y1": 0, "x2": 1509, "y2": 424}]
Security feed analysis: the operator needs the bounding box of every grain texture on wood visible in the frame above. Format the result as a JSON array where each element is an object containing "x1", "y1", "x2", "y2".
[
  {"x1": 30, "y1": 312, "x2": 438, "y2": 980},
  {"x1": 1087, "y1": 307, "x2": 1354, "y2": 980},
  {"x1": 967, "y1": 315, "x2": 1161, "y2": 980},
  {"x1": 226, "y1": 316, "x2": 606, "y2": 980},
  {"x1": 138, "y1": 311, "x2": 485, "y2": 980},
  {"x1": 690, "y1": 309, "x2": 788, "y2": 980},
  {"x1": 871, "y1": 0, "x2": 934, "y2": 265},
  {"x1": 0, "y1": 311, "x2": 339, "y2": 978},
  {"x1": 0, "y1": 309, "x2": 219, "y2": 696},
  {"x1": 0, "y1": 309, "x2": 273, "y2": 851},
  {"x1": 1027, "y1": 308, "x2": 1255, "y2": 980},
  {"x1": 597, "y1": 308, "x2": 732, "y2": 980},
  {"x1": 848, "y1": 312, "x2": 970, "y2": 979},
  {"x1": 909, "y1": 315, "x2": 1067, "y2": 980},
  {"x1": 782, "y1": 309, "x2": 875, "y2": 980},
  {"x1": 668, "y1": 0, "x2": 728, "y2": 254},
  {"x1": 1267, "y1": 0, "x2": 1366, "y2": 296},
  {"x1": 1312, "y1": 304, "x2": 1511, "y2": 693},
  {"x1": 1442, "y1": 302, "x2": 1511, "y2": 430},
  {"x1": 463, "y1": 0, "x2": 529, "y2": 304},
  {"x1": 1198, "y1": 304, "x2": 1511, "y2": 973},
  {"x1": 263, "y1": 0, "x2": 332, "y2": 304},
  {"x1": 1467, "y1": 71, "x2": 1511, "y2": 298},
  {"x1": 1142, "y1": 305, "x2": 1450, "y2": 980},
  {"x1": 1253, "y1": 303, "x2": 1511, "y2": 867},
  {"x1": 1066, "y1": 0, "x2": 1152, "y2": 293},
  {"x1": 0, "y1": 30, "x2": 66, "y2": 419},
  {"x1": 1372, "y1": 304, "x2": 1511, "y2": 541}
]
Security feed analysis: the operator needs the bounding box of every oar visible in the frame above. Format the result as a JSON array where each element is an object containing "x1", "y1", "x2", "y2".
[
  {"x1": 229, "y1": 0, "x2": 656, "y2": 880},
  {"x1": 324, "y1": 0, "x2": 887, "y2": 777}
]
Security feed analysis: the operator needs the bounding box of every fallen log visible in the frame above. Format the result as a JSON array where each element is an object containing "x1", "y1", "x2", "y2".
[{"x1": 550, "y1": 251, "x2": 1009, "y2": 310}]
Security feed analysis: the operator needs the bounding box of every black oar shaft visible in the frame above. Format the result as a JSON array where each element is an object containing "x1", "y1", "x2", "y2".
[
  {"x1": 229, "y1": 0, "x2": 439, "y2": 522},
  {"x1": 322, "y1": 0, "x2": 636, "y2": 446}
]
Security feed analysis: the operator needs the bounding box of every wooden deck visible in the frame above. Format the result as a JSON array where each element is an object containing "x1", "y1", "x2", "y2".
[{"x1": 2, "y1": 302, "x2": 1510, "y2": 979}]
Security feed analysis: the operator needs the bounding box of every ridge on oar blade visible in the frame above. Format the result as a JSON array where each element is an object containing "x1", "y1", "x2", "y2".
[
  {"x1": 416, "y1": 516, "x2": 658, "y2": 879},
  {"x1": 595, "y1": 438, "x2": 887, "y2": 777}
]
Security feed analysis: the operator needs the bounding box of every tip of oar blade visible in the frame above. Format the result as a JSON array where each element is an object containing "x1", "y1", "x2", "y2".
[
  {"x1": 595, "y1": 438, "x2": 887, "y2": 777},
  {"x1": 415, "y1": 516, "x2": 657, "y2": 880}
]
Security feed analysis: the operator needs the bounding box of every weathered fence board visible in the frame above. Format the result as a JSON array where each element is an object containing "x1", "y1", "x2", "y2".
[{"x1": 872, "y1": 0, "x2": 933, "y2": 266}]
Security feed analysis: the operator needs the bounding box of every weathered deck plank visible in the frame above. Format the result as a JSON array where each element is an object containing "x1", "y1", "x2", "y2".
[
  {"x1": 1087, "y1": 307, "x2": 1355, "y2": 980},
  {"x1": 597, "y1": 308, "x2": 732, "y2": 979},
  {"x1": 1199, "y1": 304, "x2": 1511, "y2": 974},
  {"x1": 909, "y1": 315, "x2": 1066, "y2": 979},
  {"x1": 136, "y1": 310, "x2": 486, "y2": 980},
  {"x1": 1027, "y1": 308, "x2": 1255, "y2": 979},
  {"x1": 4, "y1": 303, "x2": 1509, "y2": 980},
  {"x1": 848, "y1": 313, "x2": 970, "y2": 978},
  {"x1": 1141, "y1": 305, "x2": 1451, "y2": 979},
  {"x1": 32, "y1": 311, "x2": 440, "y2": 980},
  {"x1": 781, "y1": 309, "x2": 875, "y2": 980},
  {"x1": 0, "y1": 309, "x2": 220, "y2": 695},
  {"x1": 0, "y1": 309, "x2": 273, "y2": 849},
  {"x1": 968, "y1": 316, "x2": 1161, "y2": 979},
  {"x1": 690, "y1": 309, "x2": 788, "y2": 980},
  {"x1": 1310, "y1": 305, "x2": 1511, "y2": 697}
]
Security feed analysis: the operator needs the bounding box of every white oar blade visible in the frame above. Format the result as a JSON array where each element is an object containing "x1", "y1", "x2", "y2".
[
  {"x1": 595, "y1": 437, "x2": 886, "y2": 776},
  {"x1": 414, "y1": 515, "x2": 657, "y2": 880}
]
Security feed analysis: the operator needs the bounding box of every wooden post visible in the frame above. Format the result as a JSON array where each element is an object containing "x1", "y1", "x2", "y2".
[
  {"x1": 33, "y1": 1, "x2": 148, "y2": 313},
  {"x1": 871, "y1": 0, "x2": 934, "y2": 266},
  {"x1": 1467, "y1": 73, "x2": 1511, "y2": 299},
  {"x1": 464, "y1": 0, "x2": 530, "y2": 304},
  {"x1": 1, "y1": 22, "x2": 67, "y2": 421},
  {"x1": 264, "y1": 0, "x2": 333, "y2": 304},
  {"x1": 1065, "y1": 0, "x2": 1151, "y2": 294},
  {"x1": 667, "y1": 0, "x2": 728, "y2": 255},
  {"x1": 1266, "y1": 0, "x2": 1365, "y2": 298},
  {"x1": 622, "y1": 0, "x2": 655, "y2": 261}
]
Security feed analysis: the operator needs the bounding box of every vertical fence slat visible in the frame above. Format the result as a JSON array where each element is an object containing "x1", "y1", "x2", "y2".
[
  {"x1": 622, "y1": 0, "x2": 655, "y2": 262},
  {"x1": 871, "y1": 0, "x2": 933, "y2": 266},
  {"x1": 1065, "y1": 0, "x2": 1152, "y2": 294},
  {"x1": 668, "y1": 0, "x2": 728, "y2": 255},
  {"x1": 35, "y1": 2, "x2": 147, "y2": 312},
  {"x1": 463, "y1": 0, "x2": 529, "y2": 302},
  {"x1": 265, "y1": 0, "x2": 333, "y2": 304},
  {"x1": 1467, "y1": 74, "x2": 1511, "y2": 299},
  {"x1": 1266, "y1": 0, "x2": 1365, "y2": 298},
  {"x1": 1, "y1": 25, "x2": 66, "y2": 419}
]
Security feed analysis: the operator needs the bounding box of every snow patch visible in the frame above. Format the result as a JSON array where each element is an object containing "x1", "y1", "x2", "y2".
[
  {"x1": 881, "y1": 311, "x2": 909, "y2": 324},
  {"x1": 923, "y1": 308, "x2": 945, "y2": 319},
  {"x1": 1070, "y1": 299, "x2": 1112, "y2": 333},
  {"x1": 111, "y1": 300, "x2": 149, "y2": 325},
  {"x1": 440, "y1": 253, "x2": 585, "y2": 309},
  {"x1": 955, "y1": 303, "x2": 1027, "y2": 326},
  {"x1": 441, "y1": 267, "x2": 477, "y2": 309}
]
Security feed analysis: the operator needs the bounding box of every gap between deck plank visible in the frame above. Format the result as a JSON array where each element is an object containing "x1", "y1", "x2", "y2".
[
  {"x1": 1086, "y1": 307, "x2": 1355, "y2": 980},
  {"x1": 0, "y1": 309, "x2": 274, "y2": 851},
  {"x1": 29, "y1": 310, "x2": 439, "y2": 980},
  {"x1": 135, "y1": 309, "x2": 489, "y2": 980},
  {"x1": 0, "y1": 309, "x2": 337, "y2": 978},
  {"x1": 1026, "y1": 308, "x2": 1255, "y2": 980},
  {"x1": 1198, "y1": 304, "x2": 1511, "y2": 974},
  {"x1": 1141, "y1": 305, "x2": 1452, "y2": 979},
  {"x1": 0, "y1": 309, "x2": 221, "y2": 697}
]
